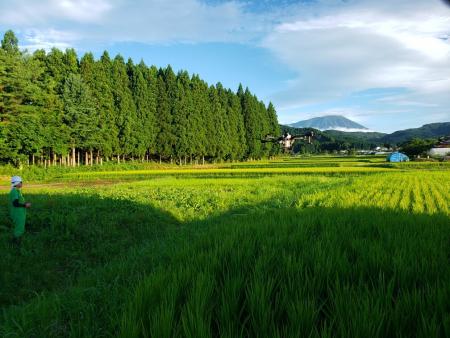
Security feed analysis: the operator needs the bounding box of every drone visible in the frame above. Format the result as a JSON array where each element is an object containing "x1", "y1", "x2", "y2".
[{"x1": 261, "y1": 131, "x2": 314, "y2": 153}]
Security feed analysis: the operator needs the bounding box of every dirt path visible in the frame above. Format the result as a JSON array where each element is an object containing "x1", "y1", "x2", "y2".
[{"x1": 0, "y1": 180, "x2": 124, "y2": 191}]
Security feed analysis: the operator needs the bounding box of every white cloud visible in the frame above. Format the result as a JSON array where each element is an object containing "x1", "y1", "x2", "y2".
[
  {"x1": 21, "y1": 28, "x2": 80, "y2": 51},
  {"x1": 0, "y1": 0, "x2": 264, "y2": 46},
  {"x1": 0, "y1": 0, "x2": 112, "y2": 25},
  {"x1": 98, "y1": 0, "x2": 254, "y2": 43},
  {"x1": 56, "y1": 0, "x2": 112, "y2": 22},
  {"x1": 262, "y1": 0, "x2": 450, "y2": 118}
]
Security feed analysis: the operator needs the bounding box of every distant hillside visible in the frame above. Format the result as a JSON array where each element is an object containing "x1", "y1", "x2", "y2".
[
  {"x1": 380, "y1": 122, "x2": 450, "y2": 144},
  {"x1": 290, "y1": 115, "x2": 368, "y2": 131},
  {"x1": 280, "y1": 125, "x2": 380, "y2": 144},
  {"x1": 324, "y1": 130, "x2": 386, "y2": 140},
  {"x1": 280, "y1": 122, "x2": 450, "y2": 153},
  {"x1": 279, "y1": 125, "x2": 381, "y2": 152}
]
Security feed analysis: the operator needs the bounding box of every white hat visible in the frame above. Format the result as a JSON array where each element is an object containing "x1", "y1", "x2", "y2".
[{"x1": 11, "y1": 176, "x2": 22, "y2": 188}]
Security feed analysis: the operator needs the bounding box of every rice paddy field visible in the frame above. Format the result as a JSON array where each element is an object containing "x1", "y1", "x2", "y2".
[{"x1": 1, "y1": 156, "x2": 449, "y2": 337}]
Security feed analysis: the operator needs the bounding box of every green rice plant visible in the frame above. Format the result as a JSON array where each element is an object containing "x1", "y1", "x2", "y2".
[
  {"x1": 1, "y1": 156, "x2": 449, "y2": 337},
  {"x1": 119, "y1": 206, "x2": 450, "y2": 338}
]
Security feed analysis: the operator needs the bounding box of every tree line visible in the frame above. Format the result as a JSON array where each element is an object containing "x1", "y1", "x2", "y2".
[{"x1": 0, "y1": 30, "x2": 280, "y2": 166}]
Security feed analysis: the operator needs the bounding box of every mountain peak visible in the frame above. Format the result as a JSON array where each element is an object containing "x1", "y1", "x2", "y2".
[{"x1": 290, "y1": 115, "x2": 368, "y2": 132}]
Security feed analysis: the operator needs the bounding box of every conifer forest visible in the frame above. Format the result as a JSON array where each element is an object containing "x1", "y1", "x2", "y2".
[{"x1": 0, "y1": 30, "x2": 280, "y2": 166}]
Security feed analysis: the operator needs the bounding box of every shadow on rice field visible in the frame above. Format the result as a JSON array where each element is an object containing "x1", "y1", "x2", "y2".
[
  {"x1": 1, "y1": 191, "x2": 449, "y2": 337},
  {"x1": 121, "y1": 205, "x2": 450, "y2": 338},
  {"x1": 0, "y1": 193, "x2": 181, "y2": 308}
]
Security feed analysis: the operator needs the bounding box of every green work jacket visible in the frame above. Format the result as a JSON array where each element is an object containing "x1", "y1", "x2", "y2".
[{"x1": 9, "y1": 187, "x2": 27, "y2": 236}]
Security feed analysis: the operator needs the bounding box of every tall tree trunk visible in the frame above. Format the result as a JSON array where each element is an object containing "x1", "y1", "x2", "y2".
[
  {"x1": 72, "y1": 147, "x2": 76, "y2": 167},
  {"x1": 77, "y1": 151, "x2": 80, "y2": 167},
  {"x1": 32, "y1": 154, "x2": 35, "y2": 165},
  {"x1": 90, "y1": 150, "x2": 93, "y2": 166},
  {"x1": 202, "y1": 156, "x2": 205, "y2": 165}
]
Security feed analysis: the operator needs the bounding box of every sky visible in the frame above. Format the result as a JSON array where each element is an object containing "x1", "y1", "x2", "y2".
[{"x1": 1, "y1": 0, "x2": 449, "y2": 133}]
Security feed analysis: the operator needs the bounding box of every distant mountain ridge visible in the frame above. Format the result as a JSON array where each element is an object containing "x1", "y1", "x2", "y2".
[
  {"x1": 288, "y1": 116, "x2": 450, "y2": 145},
  {"x1": 324, "y1": 130, "x2": 386, "y2": 140},
  {"x1": 290, "y1": 115, "x2": 368, "y2": 131},
  {"x1": 280, "y1": 122, "x2": 450, "y2": 151},
  {"x1": 379, "y1": 122, "x2": 450, "y2": 144}
]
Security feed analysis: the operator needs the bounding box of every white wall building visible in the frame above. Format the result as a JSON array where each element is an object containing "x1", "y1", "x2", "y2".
[{"x1": 428, "y1": 147, "x2": 450, "y2": 156}]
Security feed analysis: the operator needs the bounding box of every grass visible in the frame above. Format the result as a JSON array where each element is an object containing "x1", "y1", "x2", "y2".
[
  {"x1": 121, "y1": 207, "x2": 450, "y2": 338},
  {"x1": 0, "y1": 156, "x2": 449, "y2": 337}
]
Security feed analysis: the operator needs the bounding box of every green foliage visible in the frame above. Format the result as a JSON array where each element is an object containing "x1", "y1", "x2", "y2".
[
  {"x1": 380, "y1": 122, "x2": 450, "y2": 145},
  {"x1": 173, "y1": 71, "x2": 192, "y2": 162},
  {"x1": 400, "y1": 138, "x2": 436, "y2": 157},
  {"x1": 0, "y1": 30, "x2": 279, "y2": 165},
  {"x1": 156, "y1": 69, "x2": 175, "y2": 160},
  {"x1": 1, "y1": 30, "x2": 19, "y2": 54},
  {"x1": 130, "y1": 61, "x2": 157, "y2": 158},
  {"x1": 112, "y1": 56, "x2": 137, "y2": 156},
  {"x1": 0, "y1": 44, "x2": 48, "y2": 163},
  {"x1": 122, "y1": 207, "x2": 450, "y2": 338},
  {"x1": 240, "y1": 85, "x2": 274, "y2": 159},
  {"x1": 62, "y1": 73, "x2": 98, "y2": 149}
]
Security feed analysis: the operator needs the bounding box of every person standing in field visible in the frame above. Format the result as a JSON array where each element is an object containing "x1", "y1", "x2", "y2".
[{"x1": 9, "y1": 176, "x2": 31, "y2": 245}]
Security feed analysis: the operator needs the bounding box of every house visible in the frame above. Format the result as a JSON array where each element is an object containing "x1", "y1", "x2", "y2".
[{"x1": 428, "y1": 137, "x2": 450, "y2": 157}]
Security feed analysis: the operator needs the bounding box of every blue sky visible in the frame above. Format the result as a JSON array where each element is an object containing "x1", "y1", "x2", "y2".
[{"x1": 1, "y1": 0, "x2": 449, "y2": 132}]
